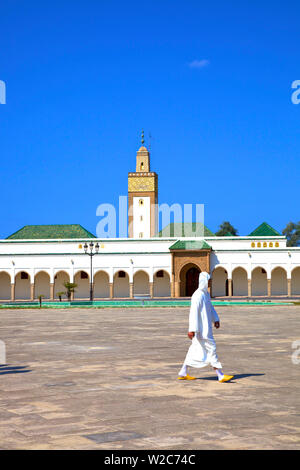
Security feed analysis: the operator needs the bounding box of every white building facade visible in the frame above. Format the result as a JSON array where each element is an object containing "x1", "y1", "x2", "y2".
[
  {"x1": 0, "y1": 234, "x2": 299, "y2": 301},
  {"x1": 1, "y1": 141, "x2": 299, "y2": 301}
]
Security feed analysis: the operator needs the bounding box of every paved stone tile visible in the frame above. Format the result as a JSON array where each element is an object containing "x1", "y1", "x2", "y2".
[
  {"x1": 0, "y1": 305, "x2": 299, "y2": 449},
  {"x1": 83, "y1": 431, "x2": 145, "y2": 444}
]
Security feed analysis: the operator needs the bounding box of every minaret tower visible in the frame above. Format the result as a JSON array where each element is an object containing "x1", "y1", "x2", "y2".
[{"x1": 128, "y1": 130, "x2": 158, "y2": 238}]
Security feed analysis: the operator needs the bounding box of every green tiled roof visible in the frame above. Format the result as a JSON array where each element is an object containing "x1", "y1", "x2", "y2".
[
  {"x1": 158, "y1": 223, "x2": 215, "y2": 237},
  {"x1": 169, "y1": 240, "x2": 212, "y2": 250},
  {"x1": 6, "y1": 224, "x2": 96, "y2": 240},
  {"x1": 248, "y1": 222, "x2": 281, "y2": 237}
]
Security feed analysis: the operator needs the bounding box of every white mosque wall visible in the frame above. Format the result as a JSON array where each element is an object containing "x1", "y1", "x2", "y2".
[
  {"x1": 0, "y1": 237, "x2": 299, "y2": 299},
  {"x1": 132, "y1": 196, "x2": 151, "y2": 238}
]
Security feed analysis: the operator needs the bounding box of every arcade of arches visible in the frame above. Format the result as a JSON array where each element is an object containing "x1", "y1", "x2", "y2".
[
  {"x1": 0, "y1": 269, "x2": 172, "y2": 301},
  {"x1": 0, "y1": 265, "x2": 299, "y2": 301},
  {"x1": 211, "y1": 266, "x2": 300, "y2": 297}
]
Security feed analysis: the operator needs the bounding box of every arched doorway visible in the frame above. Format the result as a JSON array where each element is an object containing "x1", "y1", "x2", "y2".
[
  {"x1": 15, "y1": 271, "x2": 31, "y2": 300},
  {"x1": 74, "y1": 271, "x2": 90, "y2": 299},
  {"x1": 252, "y1": 267, "x2": 267, "y2": 296},
  {"x1": 179, "y1": 264, "x2": 201, "y2": 297},
  {"x1": 291, "y1": 267, "x2": 300, "y2": 295},
  {"x1": 54, "y1": 271, "x2": 70, "y2": 300},
  {"x1": 185, "y1": 267, "x2": 200, "y2": 296},
  {"x1": 114, "y1": 270, "x2": 130, "y2": 298},
  {"x1": 0, "y1": 272, "x2": 11, "y2": 300},
  {"x1": 212, "y1": 267, "x2": 228, "y2": 297},
  {"x1": 35, "y1": 271, "x2": 50, "y2": 299},
  {"x1": 232, "y1": 267, "x2": 248, "y2": 296},
  {"x1": 271, "y1": 267, "x2": 287, "y2": 296},
  {"x1": 133, "y1": 271, "x2": 150, "y2": 296},
  {"x1": 94, "y1": 271, "x2": 110, "y2": 298},
  {"x1": 153, "y1": 270, "x2": 171, "y2": 297}
]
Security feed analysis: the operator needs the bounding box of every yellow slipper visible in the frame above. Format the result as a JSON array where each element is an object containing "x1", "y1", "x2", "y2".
[
  {"x1": 219, "y1": 374, "x2": 234, "y2": 383},
  {"x1": 177, "y1": 374, "x2": 196, "y2": 380}
]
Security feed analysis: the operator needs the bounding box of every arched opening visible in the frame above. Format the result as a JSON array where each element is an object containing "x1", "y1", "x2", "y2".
[
  {"x1": 54, "y1": 271, "x2": 70, "y2": 300},
  {"x1": 212, "y1": 267, "x2": 228, "y2": 297},
  {"x1": 232, "y1": 267, "x2": 248, "y2": 296},
  {"x1": 15, "y1": 271, "x2": 31, "y2": 300},
  {"x1": 179, "y1": 264, "x2": 201, "y2": 297},
  {"x1": 0, "y1": 272, "x2": 11, "y2": 300},
  {"x1": 74, "y1": 271, "x2": 90, "y2": 299},
  {"x1": 291, "y1": 267, "x2": 300, "y2": 295},
  {"x1": 133, "y1": 271, "x2": 150, "y2": 297},
  {"x1": 153, "y1": 270, "x2": 171, "y2": 297},
  {"x1": 35, "y1": 271, "x2": 50, "y2": 299},
  {"x1": 94, "y1": 271, "x2": 110, "y2": 298},
  {"x1": 251, "y1": 267, "x2": 267, "y2": 296},
  {"x1": 114, "y1": 270, "x2": 130, "y2": 298},
  {"x1": 271, "y1": 267, "x2": 287, "y2": 296}
]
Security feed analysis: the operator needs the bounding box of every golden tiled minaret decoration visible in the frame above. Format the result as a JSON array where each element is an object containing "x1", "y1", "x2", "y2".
[{"x1": 128, "y1": 130, "x2": 158, "y2": 238}]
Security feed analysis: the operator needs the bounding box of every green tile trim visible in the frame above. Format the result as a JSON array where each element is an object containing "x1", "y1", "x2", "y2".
[{"x1": 169, "y1": 240, "x2": 212, "y2": 250}]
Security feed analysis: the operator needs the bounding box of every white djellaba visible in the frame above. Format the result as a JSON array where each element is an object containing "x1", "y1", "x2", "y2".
[{"x1": 178, "y1": 272, "x2": 233, "y2": 382}]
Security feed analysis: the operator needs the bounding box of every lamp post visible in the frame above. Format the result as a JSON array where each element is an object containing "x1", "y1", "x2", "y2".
[{"x1": 84, "y1": 241, "x2": 100, "y2": 301}]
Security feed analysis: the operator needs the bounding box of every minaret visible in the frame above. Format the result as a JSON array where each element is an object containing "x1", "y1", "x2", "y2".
[{"x1": 128, "y1": 130, "x2": 158, "y2": 238}]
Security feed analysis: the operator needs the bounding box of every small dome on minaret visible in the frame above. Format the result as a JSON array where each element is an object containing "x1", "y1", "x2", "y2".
[{"x1": 136, "y1": 129, "x2": 150, "y2": 172}]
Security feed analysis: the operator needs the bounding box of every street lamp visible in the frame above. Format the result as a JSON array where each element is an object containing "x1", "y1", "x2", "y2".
[{"x1": 84, "y1": 241, "x2": 100, "y2": 301}]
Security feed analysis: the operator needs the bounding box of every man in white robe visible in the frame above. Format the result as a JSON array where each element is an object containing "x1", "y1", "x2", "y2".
[{"x1": 178, "y1": 272, "x2": 233, "y2": 383}]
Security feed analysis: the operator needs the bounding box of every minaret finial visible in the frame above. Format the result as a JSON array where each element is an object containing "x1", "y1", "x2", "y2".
[{"x1": 141, "y1": 129, "x2": 145, "y2": 145}]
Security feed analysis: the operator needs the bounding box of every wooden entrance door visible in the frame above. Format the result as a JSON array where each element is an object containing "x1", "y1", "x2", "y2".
[{"x1": 186, "y1": 267, "x2": 200, "y2": 297}]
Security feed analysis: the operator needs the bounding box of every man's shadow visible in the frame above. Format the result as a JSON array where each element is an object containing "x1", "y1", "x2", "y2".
[
  {"x1": 0, "y1": 364, "x2": 32, "y2": 375},
  {"x1": 197, "y1": 373, "x2": 265, "y2": 382}
]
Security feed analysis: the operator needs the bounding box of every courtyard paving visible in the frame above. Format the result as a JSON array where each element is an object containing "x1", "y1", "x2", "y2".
[{"x1": 0, "y1": 305, "x2": 299, "y2": 450}]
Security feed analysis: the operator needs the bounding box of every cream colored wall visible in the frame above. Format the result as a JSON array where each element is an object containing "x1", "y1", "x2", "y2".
[
  {"x1": 114, "y1": 272, "x2": 130, "y2": 298},
  {"x1": 271, "y1": 268, "x2": 287, "y2": 295},
  {"x1": 0, "y1": 272, "x2": 10, "y2": 300},
  {"x1": 94, "y1": 271, "x2": 110, "y2": 298},
  {"x1": 15, "y1": 272, "x2": 31, "y2": 300},
  {"x1": 232, "y1": 268, "x2": 248, "y2": 296},
  {"x1": 74, "y1": 271, "x2": 89, "y2": 299},
  {"x1": 54, "y1": 271, "x2": 69, "y2": 299},
  {"x1": 35, "y1": 271, "x2": 50, "y2": 299},
  {"x1": 292, "y1": 267, "x2": 300, "y2": 295},
  {"x1": 212, "y1": 268, "x2": 227, "y2": 297},
  {"x1": 153, "y1": 270, "x2": 170, "y2": 297},
  {"x1": 133, "y1": 271, "x2": 149, "y2": 296},
  {"x1": 252, "y1": 268, "x2": 268, "y2": 296}
]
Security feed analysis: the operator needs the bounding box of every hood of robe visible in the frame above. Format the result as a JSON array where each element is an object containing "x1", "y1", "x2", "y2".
[{"x1": 198, "y1": 272, "x2": 210, "y2": 292}]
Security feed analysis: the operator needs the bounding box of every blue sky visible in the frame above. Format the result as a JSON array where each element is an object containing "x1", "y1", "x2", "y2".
[{"x1": 0, "y1": 0, "x2": 299, "y2": 238}]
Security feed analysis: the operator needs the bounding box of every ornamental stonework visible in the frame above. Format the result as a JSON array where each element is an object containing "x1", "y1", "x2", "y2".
[{"x1": 128, "y1": 176, "x2": 156, "y2": 192}]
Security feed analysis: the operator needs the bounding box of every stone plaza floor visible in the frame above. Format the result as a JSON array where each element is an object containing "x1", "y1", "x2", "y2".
[{"x1": 0, "y1": 305, "x2": 299, "y2": 450}]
